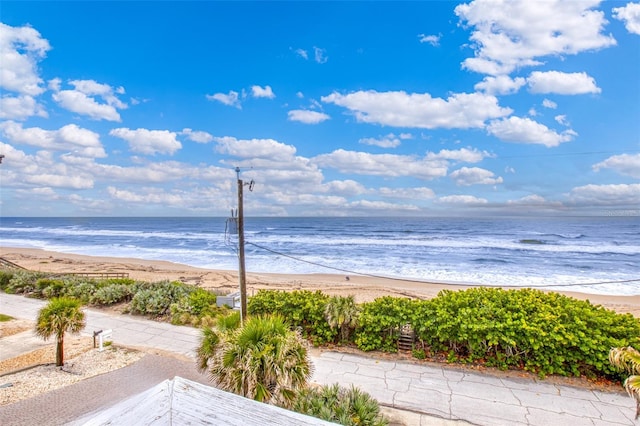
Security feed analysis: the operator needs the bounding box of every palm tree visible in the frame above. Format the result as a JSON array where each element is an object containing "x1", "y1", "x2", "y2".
[
  {"x1": 610, "y1": 346, "x2": 640, "y2": 419},
  {"x1": 293, "y1": 383, "x2": 388, "y2": 426},
  {"x1": 325, "y1": 295, "x2": 359, "y2": 343},
  {"x1": 35, "y1": 297, "x2": 86, "y2": 366},
  {"x1": 198, "y1": 314, "x2": 312, "y2": 408}
]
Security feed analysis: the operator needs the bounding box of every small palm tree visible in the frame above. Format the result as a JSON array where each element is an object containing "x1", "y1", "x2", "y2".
[
  {"x1": 610, "y1": 346, "x2": 640, "y2": 419},
  {"x1": 35, "y1": 297, "x2": 86, "y2": 366},
  {"x1": 198, "y1": 313, "x2": 312, "y2": 407},
  {"x1": 293, "y1": 383, "x2": 388, "y2": 426},
  {"x1": 325, "y1": 295, "x2": 359, "y2": 343}
]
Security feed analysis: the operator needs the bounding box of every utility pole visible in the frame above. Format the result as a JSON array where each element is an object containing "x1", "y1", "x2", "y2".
[{"x1": 236, "y1": 167, "x2": 247, "y2": 322}]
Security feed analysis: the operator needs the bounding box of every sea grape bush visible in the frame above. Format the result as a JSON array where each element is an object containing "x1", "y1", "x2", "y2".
[
  {"x1": 416, "y1": 288, "x2": 640, "y2": 378},
  {"x1": 170, "y1": 288, "x2": 221, "y2": 326},
  {"x1": 248, "y1": 289, "x2": 336, "y2": 345},
  {"x1": 354, "y1": 296, "x2": 423, "y2": 352}
]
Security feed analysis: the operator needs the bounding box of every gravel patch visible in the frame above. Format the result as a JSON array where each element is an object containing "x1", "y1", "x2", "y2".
[{"x1": 0, "y1": 346, "x2": 143, "y2": 406}]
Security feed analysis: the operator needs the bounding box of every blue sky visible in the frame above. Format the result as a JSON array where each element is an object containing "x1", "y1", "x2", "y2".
[{"x1": 0, "y1": 1, "x2": 639, "y2": 217}]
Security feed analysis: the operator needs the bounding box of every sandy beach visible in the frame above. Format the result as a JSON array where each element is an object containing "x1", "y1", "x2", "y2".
[{"x1": 1, "y1": 246, "x2": 639, "y2": 318}]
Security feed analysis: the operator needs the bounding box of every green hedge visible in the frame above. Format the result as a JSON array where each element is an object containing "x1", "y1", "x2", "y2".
[
  {"x1": 354, "y1": 296, "x2": 423, "y2": 352},
  {"x1": 416, "y1": 288, "x2": 640, "y2": 378},
  {"x1": 248, "y1": 289, "x2": 336, "y2": 345}
]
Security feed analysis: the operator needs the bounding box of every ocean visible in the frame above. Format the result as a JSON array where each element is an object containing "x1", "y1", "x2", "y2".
[{"x1": 0, "y1": 216, "x2": 638, "y2": 295}]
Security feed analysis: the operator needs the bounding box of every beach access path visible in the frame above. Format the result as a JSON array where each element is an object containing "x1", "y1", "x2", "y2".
[{"x1": 0, "y1": 293, "x2": 636, "y2": 426}]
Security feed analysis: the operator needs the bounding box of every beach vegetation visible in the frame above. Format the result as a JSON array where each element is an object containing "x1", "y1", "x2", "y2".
[
  {"x1": 197, "y1": 313, "x2": 312, "y2": 408},
  {"x1": 354, "y1": 296, "x2": 422, "y2": 352},
  {"x1": 248, "y1": 289, "x2": 336, "y2": 345},
  {"x1": 414, "y1": 288, "x2": 640, "y2": 379},
  {"x1": 292, "y1": 383, "x2": 388, "y2": 426},
  {"x1": 35, "y1": 278, "x2": 66, "y2": 298},
  {"x1": 90, "y1": 283, "x2": 135, "y2": 305},
  {"x1": 129, "y1": 280, "x2": 191, "y2": 316},
  {"x1": 325, "y1": 295, "x2": 360, "y2": 343},
  {"x1": 34, "y1": 297, "x2": 86, "y2": 366},
  {"x1": 610, "y1": 346, "x2": 640, "y2": 419},
  {"x1": 170, "y1": 288, "x2": 221, "y2": 326},
  {"x1": 3, "y1": 270, "x2": 46, "y2": 294},
  {"x1": 0, "y1": 270, "x2": 14, "y2": 289}
]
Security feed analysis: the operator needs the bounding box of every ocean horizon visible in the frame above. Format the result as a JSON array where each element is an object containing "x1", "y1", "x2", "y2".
[{"x1": 1, "y1": 216, "x2": 638, "y2": 296}]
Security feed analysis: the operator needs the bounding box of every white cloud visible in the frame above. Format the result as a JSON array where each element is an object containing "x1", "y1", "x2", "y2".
[
  {"x1": 251, "y1": 85, "x2": 275, "y2": 99},
  {"x1": 295, "y1": 48, "x2": 308, "y2": 59},
  {"x1": 613, "y1": 2, "x2": 640, "y2": 35},
  {"x1": 0, "y1": 95, "x2": 47, "y2": 120},
  {"x1": 507, "y1": 194, "x2": 564, "y2": 208},
  {"x1": 214, "y1": 136, "x2": 297, "y2": 161},
  {"x1": 0, "y1": 23, "x2": 51, "y2": 96},
  {"x1": 322, "y1": 90, "x2": 511, "y2": 129},
  {"x1": 359, "y1": 133, "x2": 403, "y2": 148},
  {"x1": 181, "y1": 128, "x2": 213, "y2": 143},
  {"x1": 426, "y1": 147, "x2": 490, "y2": 163},
  {"x1": 437, "y1": 195, "x2": 488, "y2": 204},
  {"x1": 51, "y1": 79, "x2": 128, "y2": 121},
  {"x1": 48, "y1": 78, "x2": 61, "y2": 91},
  {"x1": 487, "y1": 116, "x2": 577, "y2": 147},
  {"x1": 592, "y1": 153, "x2": 640, "y2": 178},
  {"x1": 110, "y1": 128, "x2": 182, "y2": 155},
  {"x1": 418, "y1": 33, "x2": 441, "y2": 46},
  {"x1": 527, "y1": 71, "x2": 601, "y2": 94},
  {"x1": 321, "y1": 180, "x2": 367, "y2": 196},
  {"x1": 312, "y1": 149, "x2": 449, "y2": 180},
  {"x1": 107, "y1": 186, "x2": 186, "y2": 205},
  {"x1": 26, "y1": 173, "x2": 94, "y2": 189},
  {"x1": 508, "y1": 194, "x2": 547, "y2": 205},
  {"x1": 554, "y1": 115, "x2": 570, "y2": 126},
  {"x1": 313, "y1": 47, "x2": 328, "y2": 63},
  {"x1": 378, "y1": 187, "x2": 436, "y2": 199},
  {"x1": 288, "y1": 109, "x2": 330, "y2": 124},
  {"x1": 296, "y1": 91, "x2": 304, "y2": 98},
  {"x1": 0, "y1": 121, "x2": 106, "y2": 158},
  {"x1": 542, "y1": 98, "x2": 557, "y2": 109},
  {"x1": 569, "y1": 183, "x2": 640, "y2": 205},
  {"x1": 206, "y1": 90, "x2": 241, "y2": 108},
  {"x1": 474, "y1": 75, "x2": 526, "y2": 95},
  {"x1": 455, "y1": 0, "x2": 616, "y2": 75},
  {"x1": 449, "y1": 166, "x2": 503, "y2": 186}
]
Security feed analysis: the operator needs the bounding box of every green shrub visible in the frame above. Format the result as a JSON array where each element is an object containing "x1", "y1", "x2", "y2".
[
  {"x1": 248, "y1": 290, "x2": 336, "y2": 345},
  {"x1": 129, "y1": 280, "x2": 192, "y2": 316},
  {"x1": 170, "y1": 288, "x2": 220, "y2": 325},
  {"x1": 35, "y1": 278, "x2": 65, "y2": 298},
  {"x1": 417, "y1": 288, "x2": 640, "y2": 378},
  {"x1": 354, "y1": 296, "x2": 423, "y2": 352},
  {"x1": 62, "y1": 279, "x2": 100, "y2": 303},
  {"x1": 0, "y1": 270, "x2": 14, "y2": 290},
  {"x1": 292, "y1": 383, "x2": 388, "y2": 426},
  {"x1": 5, "y1": 271, "x2": 46, "y2": 294},
  {"x1": 91, "y1": 284, "x2": 135, "y2": 305}
]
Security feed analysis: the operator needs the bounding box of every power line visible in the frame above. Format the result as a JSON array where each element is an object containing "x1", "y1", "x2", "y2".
[{"x1": 245, "y1": 241, "x2": 640, "y2": 290}]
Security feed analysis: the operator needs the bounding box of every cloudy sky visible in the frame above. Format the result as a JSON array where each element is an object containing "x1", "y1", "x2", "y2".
[{"x1": 0, "y1": 1, "x2": 639, "y2": 217}]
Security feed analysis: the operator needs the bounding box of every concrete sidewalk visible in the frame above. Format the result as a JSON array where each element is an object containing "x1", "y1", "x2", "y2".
[{"x1": 1, "y1": 293, "x2": 636, "y2": 425}]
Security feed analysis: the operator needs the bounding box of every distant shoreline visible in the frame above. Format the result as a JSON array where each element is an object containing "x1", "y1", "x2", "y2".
[{"x1": 2, "y1": 246, "x2": 639, "y2": 318}]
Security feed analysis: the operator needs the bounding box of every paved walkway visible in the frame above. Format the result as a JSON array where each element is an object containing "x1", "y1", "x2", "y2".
[{"x1": 0, "y1": 293, "x2": 636, "y2": 425}]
